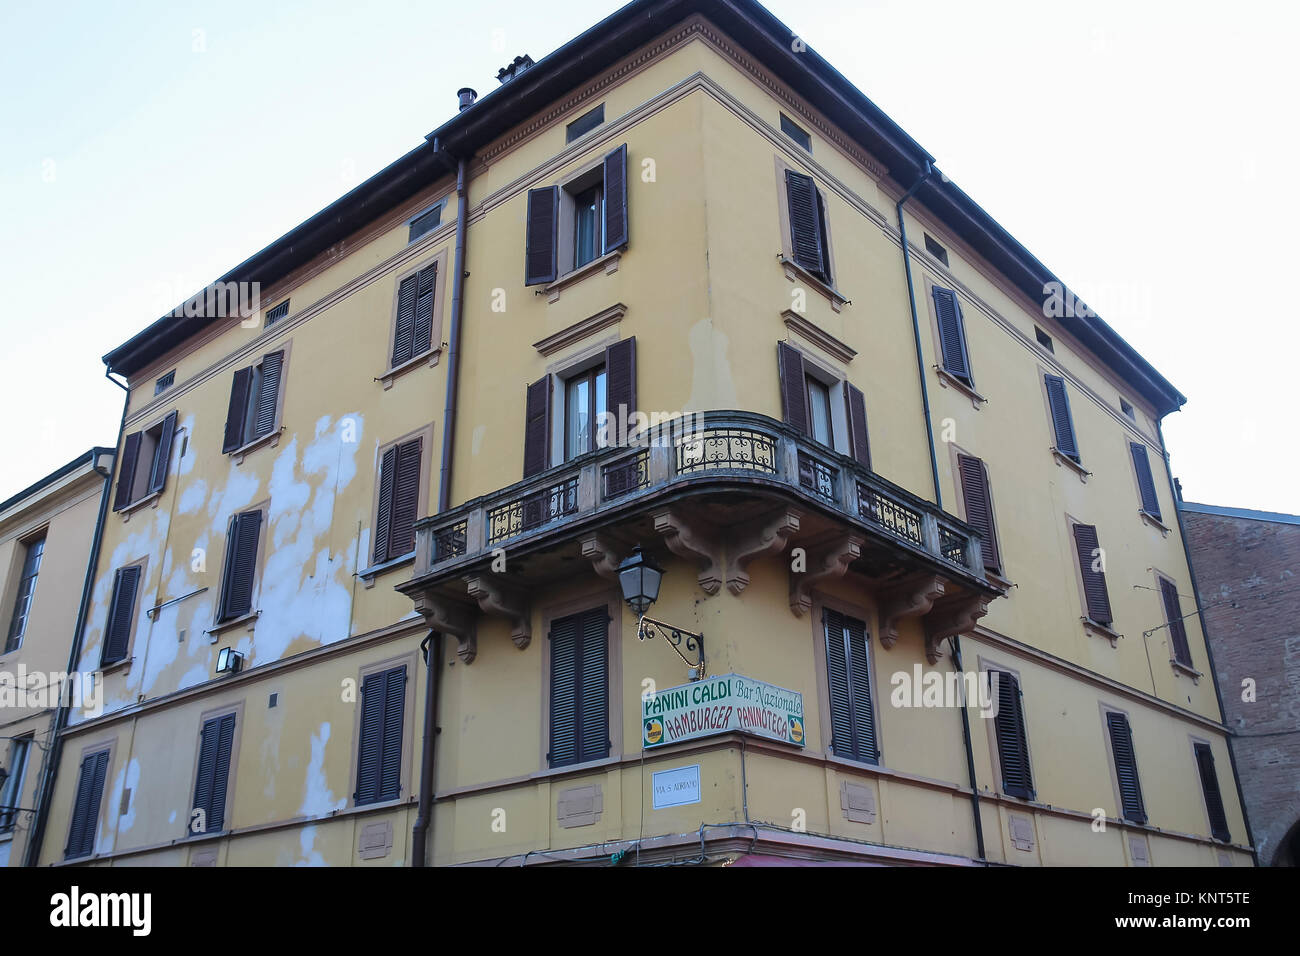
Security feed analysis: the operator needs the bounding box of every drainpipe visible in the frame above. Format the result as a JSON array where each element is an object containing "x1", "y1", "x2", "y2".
[
  {"x1": 24, "y1": 372, "x2": 127, "y2": 866},
  {"x1": 1158, "y1": 419, "x2": 1259, "y2": 866},
  {"x1": 950, "y1": 635, "x2": 987, "y2": 862},
  {"x1": 410, "y1": 630, "x2": 442, "y2": 866}
]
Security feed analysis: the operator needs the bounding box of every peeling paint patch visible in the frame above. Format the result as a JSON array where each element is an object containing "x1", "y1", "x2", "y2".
[
  {"x1": 300, "y1": 723, "x2": 346, "y2": 819},
  {"x1": 178, "y1": 478, "x2": 207, "y2": 515},
  {"x1": 297, "y1": 825, "x2": 326, "y2": 866}
]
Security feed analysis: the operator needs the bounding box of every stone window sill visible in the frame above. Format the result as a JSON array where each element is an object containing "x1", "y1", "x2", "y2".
[
  {"x1": 1083, "y1": 616, "x2": 1122, "y2": 646},
  {"x1": 986, "y1": 570, "x2": 1015, "y2": 592},
  {"x1": 1170, "y1": 659, "x2": 1202, "y2": 683},
  {"x1": 933, "y1": 366, "x2": 987, "y2": 409},
  {"x1": 358, "y1": 551, "x2": 415, "y2": 588},
  {"x1": 229, "y1": 427, "x2": 283, "y2": 465},
  {"x1": 542, "y1": 250, "x2": 622, "y2": 304},
  {"x1": 1140, "y1": 510, "x2": 1171, "y2": 536},
  {"x1": 99, "y1": 655, "x2": 134, "y2": 675},
  {"x1": 118, "y1": 490, "x2": 163, "y2": 522},
  {"x1": 378, "y1": 348, "x2": 440, "y2": 390},
  {"x1": 207, "y1": 610, "x2": 259, "y2": 642},
  {"x1": 779, "y1": 255, "x2": 850, "y2": 312},
  {"x1": 1051, "y1": 448, "x2": 1091, "y2": 483}
]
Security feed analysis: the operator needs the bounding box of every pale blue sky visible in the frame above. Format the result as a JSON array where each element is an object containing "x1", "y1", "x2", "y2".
[{"x1": 1, "y1": 0, "x2": 1295, "y2": 512}]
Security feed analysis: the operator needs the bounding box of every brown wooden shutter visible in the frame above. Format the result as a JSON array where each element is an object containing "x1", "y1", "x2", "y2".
[
  {"x1": 191, "y1": 712, "x2": 236, "y2": 834},
  {"x1": 391, "y1": 272, "x2": 419, "y2": 367},
  {"x1": 147, "y1": 411, "x2": 178, "y2": 496},
  {"x1": 220, "y1": 511, "x2": 262, "y2": 621},
  {"x1": 602, "y1": 143, "x2": 629, "y2": 253},
  {"x1": 992, "y1": 671, "x2": 1033, "y2": 799},
  {"x1": 958, "y1": 454, "x2": 1002, "y2": 575},
  {"x1": 1044, "y1": 374, "x2": 1079, "y2": 461},
  {"x1": 777, "y1": 342, "x2": 810, "y2": 435},
  {"x1": 1130, "y1": 442, "x2": 1161, "y2": 518},
  {"x1": 253, "y1": 350, "x2": 284, "y2": 439},
  {"x1": 548, "y1": 614, "x2": 578, "y2": 767},
  {"x1": 372, "y1": 446, "x2": 397, "y2": 565},
  {"x1": 525, "y1": 186, "x2": 559, "y2": 286},
  {"x1": 1072, "y1": 523, "x2": 1113, "y2": 625},
  {"x1": 823, "y1": 609, "x2": 877, "y2": 764},
  {"x1": 844, "y1": 383, "x2": 871, "y2": 469},
  {"x1": 102, "y1": 565, "x2": 140, "y2": 665},
  {"x1": 548, "y1": 608, "x2": 610, "y2": 768},
  {"x1": 388, "y1": 438, "x2": 422, "y2": 560},
  {"x1": 223, "y1": 366, "x2": 253, "y2": 452},
  {"x1": 1106, "y1": 712, "x2": 1146, "y2": 824},
  {"x1": 785, "y1": 169, "x2": 828, "y2": 281},
  {"x1": 522, "y1": 376, "x2": 552, "y2": 478},
  {"x1": 64, "y1": 749, "x2": 109, "y2": 859},
  {"x1": 1160, "y1": 577, "x2": 1192, "y2": 666},
  {"x1": 113, "y1": 431, "x2": 142, "y2": 511},
  {"x1": 1193, "y1": 742, "x2": 1230, "y2": 842},
  {"x1": 354, "y1": 664, "x2": 409, "y2": 804},
  {"x1": 931, "y1": 286, "x2": 973, "y2": 384},
  {"x1": 412, "y1": 264, "x2": 437, "y2": 357},
  {"x1": 604, "y1": 337, "x2": 636, "y2": 445}
]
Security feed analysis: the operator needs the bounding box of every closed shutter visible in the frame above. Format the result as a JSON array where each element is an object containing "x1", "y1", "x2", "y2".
[
  {"x1": 525, "y1": 185, "x2": 559, "y2": 286},
  {"x1": 372, "y1": 446, "x2": 397, "y2": 566},
  {"x1": 844, "y1": 383, "x2": 871, "y2": 469},
  {"x1": 65, "y1": 749, "x2": 109, "y2": 859},
  {"x1": 102, "y1": 565, "x2": 140, "y2": 665},
  {"x1": 823, "y1": 609, "x2": 877, "y2": 764},
  {"x1": 355, "y1": 665, "x2": 407, "y2": 804},
  {"x1": 1160, "y1": 578, "x2": 1192, "y2": 666},
  {"x1": 548, "y1": 615, "x2": 578, "y2": 768},
  {"x1": 1130, "y1": 443, "x2": 1161, "y2": 518},
  {"x1": 192, "y1": 712, "x2": 237, "y2": 834},
  {"x1": 1193, "y1": 742, "x2": 1230, "y2": 842},
  {"x1": 931, "y1": 286, "x2": 973, "y2": 384},
  {"x1": 147, "y1": 411, "x2": 179, "y2": 496},
  {"x1": 602, "y1": 143, "x2": 629, "y2": 253},
  {"x1": 253, "y1": 350, "x2": 284, "y2": 439},
  {"x1": 223, "y1": 366, "x2": 254, "y2": 453},
  {"x1": 220, "y1": 511, "x2": 262, "y2": 621},
  {"x1": 412, "y1": 264, "x2": 437, "y2": 358},
  {"x1": 785, "y1": 169, "x2": 828, "y2": 281},
  {"x1": 777, "y1": 342, "x2": 810, "y2": 435},
  {"x1": 388, "y1": 438, "x2": 422, "y2": 561},
  {"x1": 1044, "y1": 374, "x2": 1079, "y2": 461},
  {"x1": 113, "y1": 431, "x2": 142, "y2": 511},
  {"x1": 548, "y1": 608, "x2": 609, "y2": 768},
  {"x1": 378, "y1": 666, "x2": 406, "y2": 801},
  {"x1": 1072, "y1": 523, "x2": 1113, "y2": 625},
  {"x1": 604, "y1": 337, "x2": 637, "y2": 441},
  {"x1": 958, "y1": 454, "x2": 1002, "y2": 575},
  {"x1": 1106, "y1": 712, "x2": 1146, "y2": 824},
  {"x1": 992, "y1": 671, "x2": 1033, "y2": 799},
  {"x1": 391, "y1": 271, "x2": 419, "y2": 367},
  {"x1": 522, "y1": 376, "x2": 552, "y2": 478}
]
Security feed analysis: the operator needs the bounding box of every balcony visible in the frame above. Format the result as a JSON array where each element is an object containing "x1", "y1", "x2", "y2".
[{"x1": 397, "y1": 411, "x2": 1004, "y2": 666}]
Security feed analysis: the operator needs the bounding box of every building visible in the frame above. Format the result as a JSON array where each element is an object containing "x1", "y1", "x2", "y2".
[
  {"x1": 0, "y1": 448, "x2": 114, "y2": 867},
  {"x1": 1181, "y1": 500, "x2": 1298, "y2": 866},
  {"x1": 33, "y1": 0, "x2": 1250, "y2": 867}
]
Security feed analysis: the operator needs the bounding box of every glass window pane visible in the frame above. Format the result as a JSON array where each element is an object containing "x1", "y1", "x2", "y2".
[
  {"x1": 595, "y1": 367, "x2": 608, "y2": 447},
  {"x1": 808, "y1": 378, "x2": 832, "y2": 446},
  {"x1": 566, "y1": 374, "x2": 591, "y2": 460},
  {"x1": 573, "y1": 186, "x2": 601, "y2": 268}
]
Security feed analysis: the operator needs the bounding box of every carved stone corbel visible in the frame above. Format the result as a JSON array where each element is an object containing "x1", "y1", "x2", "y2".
[
  {"x1": 923, "y1": 593, "x2": 991, "y2": 664},
  {"x1": 465, "y1": 575, "x2": 532, "y2": 650},
  {"x1": 877, "y1": 574, "x2": 947, "y2": 650},
  {"x1": 580, "y1": 532, "x2": 625, "y2": 581},
  {"x1": 412, "y1": 591, "x2": 478, "y2": 664},
  {"x1": 789, "y1": 533, "x2": 864, "y2": 617},
  {"x1": 653, "y1": 508, "x2": 723, "y2": 595},
  {"x1": 726, "y1": 508, "x2": 801, "y2": 595}
]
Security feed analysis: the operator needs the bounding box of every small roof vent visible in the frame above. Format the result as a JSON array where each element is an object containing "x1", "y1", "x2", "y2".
[{"x1": 496, "y1": 54, "x2": 535, "y2": 84}]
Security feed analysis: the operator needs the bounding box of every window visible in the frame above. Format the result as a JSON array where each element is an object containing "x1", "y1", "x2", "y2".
[
  {"x1": 1034, "y1": 326, "x2": 1054, "y2": 353},
  {"x1": 101, "y1": 564, "x2": 141, "y2": 666},
  {"x1": 222, "y1": 350, "x2": 284, "y2": 453},
  {"x1": 264, "y1": 300, "x2": 289, "y2": 327},
  {"x1": 931, "y1": 285, "x2": 974, "y2": 386},
  {"x1": 1072, "y1": 522, "x2": 1113, "y2": 627},
  {"x1": 217, "y1": 510, "x2": 262, "y2": 623},
  {"x1": 924, "y1": 234, "x2": 949, "y2": 266},
  {"x1": 5, "y1": 532, "x2": 45, "y2": 653},
  {"x1": 524, "y1": 143, "x2": 628, "y2": 285},
  {"x1": 548, "y1": 607, "x2": 610, "y2": 768},
  {"x1": 373, "y1": 436, "x2": 423, "y2": 565},
  {"x1": 0, "y1": 736, "x2": 31, "y2": 832},
  {"x1": 1120, "y1": 398, "x2": 1136, "y2": 421},
  {"x1": 1159, "y1": 576, "x2": 1193, "y2": 667},
  {"x1": 1130, "y1": 442, "x2": 1161, "y2": 519},
  {"x1": 564, "y1": 364, "x2": 607, "y2": 460},
  {"x1": 391, "y1": 264, "x2": 437, "y2": 369},
  {"x1": 823, "y1": 608, "x2": 877, "y2": 764},
  {"x1": 65, "y1": 748, "x2": 110, "y2": 859},
  {"x1": 565, "y1": 104, "x2": 604, "y2": 143},
  {"x1": 1105, "y1": 711, "x2": 1146, "y2": 824},
  {"x1": 776, "y1": 342, "x2": 870, "y2": 467},
  {"x1": 190, "y1": 711, "x2": 237, "y2": 835},
  {"x1": 990, "y1": 671, "x2": 1033, "y2": 799},
  {"x1": 784, "y1": 169, "x2": 832, "y2": 285},
  {"x1": 407, "y1": 203, "x2": 443, "y2": 244},
  {"x1": 806, "y1": 376, "x2": 833, "y2": 446},
  {"x1": 113, "y1": 410, "x2": 179, "y2": 511},
  {"x1": 1193, "y1": 741, "x2": 1230, "y2": 842},
  {"x1": 957, "y1": 455, "x2": 1002, "y2": 576},
  {"x1": 779, "y1": 113, "x2": 811, "y2": 152},
  {"x1": 1044, "y1": 374, "x2": 1080, "y2": 462},
  {"x1": 154, "y1": 370, "x2": 175, "y2": 395},
  {"x1": 354, "y1": 665, "x2": 407, "y2": 804}
]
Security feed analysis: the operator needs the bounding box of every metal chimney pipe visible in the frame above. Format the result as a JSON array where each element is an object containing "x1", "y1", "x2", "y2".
[{"x1": 457, "y1": 87, "x2": 477, "y2": 111}]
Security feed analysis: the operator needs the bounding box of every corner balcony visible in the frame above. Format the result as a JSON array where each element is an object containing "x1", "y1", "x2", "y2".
[{"x1": 397, "y1": 411, "x2": 1004, "y2": 666}]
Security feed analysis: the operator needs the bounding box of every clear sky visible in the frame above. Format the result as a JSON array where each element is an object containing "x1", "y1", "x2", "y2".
[{"x1": 1, "y1": 0, "x2": 1295, "y2": 512}]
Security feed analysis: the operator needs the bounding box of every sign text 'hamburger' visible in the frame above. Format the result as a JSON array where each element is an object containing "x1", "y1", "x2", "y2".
[{"x1": 642, "y1": 673, "x2": 804, "y2": 749}]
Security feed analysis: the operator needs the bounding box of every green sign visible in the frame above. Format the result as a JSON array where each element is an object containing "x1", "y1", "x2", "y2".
[{"x1": 641, "y1": 673, "x2": 804, "y2": 749}]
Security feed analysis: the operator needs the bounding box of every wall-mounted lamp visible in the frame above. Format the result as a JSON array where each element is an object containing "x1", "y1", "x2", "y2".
[
  {"x1": 618, "y1": 547, "x2": 706, "y2": 681},
  {"x1": 216, "y1": 647, "x2": 243, "y2": 675}
]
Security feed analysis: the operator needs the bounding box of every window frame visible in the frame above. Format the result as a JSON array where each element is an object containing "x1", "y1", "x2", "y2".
[
  {"x1": 779, "y1": 112, "x2": 812, "y2": 152},
  {"x1": 922, "y1": 275, "x2": 983, "y2": 406},
  {"x1": 348, "y1": 651, "x2": 417, "y2": 808},
  {"x1": 0, "y1": 734, "x2": 33, "y2": 833},
  {"x1": 923, "y1": 233, "x2": 949, "y2": 266},
  {"x1": 554, "y1": 158, "x2": 609, "y2": 280},
  {"x1": 1099, "y1": 703, "x2": 1147, "y2": 826},
  {"x1": 539, "y1": 590, "x2": 622, "y2": 773},
  {"x1": 949, "y1": 444, "x2": 1005, "y2": 580},
  {"x1": 363, "y1": 424, "x2": 435, "y2": 581},
  {"x1": 406, "y1": 200, "x2": 447, "y2": 244},
  {"x1": 154, "y1": 370, "x2": 175, "y2": 395},
  {"x1": 184, "y1": 701, "x2": 243, "y2": 839},
  {"x1": 809, "y1": 593, "x2": 881, "y2": 767},
  {"x1": 1188, "y1": 735, "x2": 1231, "y2": 843},
  {"x1": 564, "y1": 103, "x2": 605, "y2": 144},
  {"x1": 1153, "y1": 568, "x2": 1196, "y2": 670},
  {"x1": 264, "y1": 299, "x2": 290, "y2": 328},
  {"x1": 4, "y1": 528, "x2": 47, "y2": 654},
  {"x1": 63, "y1": 738, "x2": 116, "y2": 861},
  {"x1": 978, "y1": 657, "x2": 1036, "y2": 801},
  {"x1": 381, "y1": 249, "x2": 448, "y2": 386},
  {"x1": 223, "y1": 344, "x2": 292, "y2": 459},
  {"x1": 1066, "y1": 514, "x2": 1116, "y2": 638},
  {"x1": 99, "y1": 556, "x2": 148, "y2": 668},
  {"x1": 773, "y1": 155, "x2": 844, "y2": 308},
  {"x1": 213, "y1": 502, "x2": 268, "y2": 629}
]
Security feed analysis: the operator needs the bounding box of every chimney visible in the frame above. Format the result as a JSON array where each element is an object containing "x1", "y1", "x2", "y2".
[
  {"x1": 457, "y1": 87, "x2": 477, "y2": 111},
  {"x1": 496, "y1": 54, "x2": 535, "y2": 85}
]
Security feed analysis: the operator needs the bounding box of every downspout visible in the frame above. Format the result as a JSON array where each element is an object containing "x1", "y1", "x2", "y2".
[
  {"x1": 410, "y1": 630, "x2": 442, "y2": 867},
  {"x1": 1158, "y1": 419, "x2": 1259, "y2": 866},
  {"x1": 950, "y1": 635, "x2": 987, "y2": 862},
  {"x1": 897, "y1": 161, "x2": 941, "y2": 508},
  {"x1": 24, "y1": 371, "x2": 127, "y2": 866}
]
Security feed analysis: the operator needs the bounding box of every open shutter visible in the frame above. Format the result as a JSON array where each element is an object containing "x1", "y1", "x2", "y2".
[
  {"x1": 525, "y1": 186, "x2": 559, "y2": 286},
  {"x1": 113, "y1": 431, "x2": 142, "y2": 511},
  {"x1": 777, "y1": 342, "x2": 810, "y2": 435},
  {"x1": 354, "y1": 671, "x2": 385, "y2": 803},
  {"x1": 221, "y1": 511, "x2": 262, "y2": 620},
  {"x1": 102, "y1": 565, "x2": 140, "y2": 665},
  {"x1": 993, "y1": 672, "x2": 1033, "y2": 799},
  {"x1": 253, "y1": 350, "x2": 284, "y2": 439},
  {"x1": 523, "y1": 376, "x2": 552, "y2": 478},
  {"x1": 1160, "y1": 578, "x2": 1192, "y2": 666},
  {"x1": 548, "y1": 614, "x2": 579, "y2": 767},
  {"x1": 1044, "y1": 374, "x2": 1079, "y2": 461},
  {"x1": 604, "y1": 337, "x2": 637, "y2": 444},
  {"x1": 147, "y1": 411, "x2": 178, "y2": 496},
  {"x1": 372, "y1": 446, "x2": 397, "y2": 566},
  {"x1": 1194, "y1": 742, "x2": 1230, "y2": 842},
  {"x1": 65, "y1": 749, "x2": 109, "y2": 859},
  {"x1": 931, "y1": 286, "x2": 972, "y2": 384},
  {"x1": 1072, "y1": 523, "x2": 1113, "y2": 625},
  {"x1": 603, "y1": 143, "x2": 629, "y2": 253},
  {"x1": 391, "y1": 272, "x2": 419, "y2": 367},
  {"x1": 785, "y1": 169, "x2": 827, "y2": 280},
  {"x1": 412, "y1": 264, "x2": 437, "y2": 357},
  {"x1": 378, "y1": 666, "x2": 407, "y2": 801},
  {"x1": 844, "y1": 383, "x2": 871, "y2": 469},
  {"x1": 577, "y1": 608, "x2": 610, "y2": 763},
  {"x1": 222, "y1": 367, "x2": 253, "y2": 453},
  {"x1": 1130, "y1": 443, "x2": 1161, "y2": 518},
  {"x1": 1106, "y1": 712, "x2": 1147, "y2": 824},
  {"x1": 388, "y1": 438, "x2": 423, "y2": 561},
  {"x1": 958, "y1": 454, "x2": 1002, "y2": 575}
]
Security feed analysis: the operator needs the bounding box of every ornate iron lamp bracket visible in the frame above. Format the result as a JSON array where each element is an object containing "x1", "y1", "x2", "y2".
[{"x1": 637, "y1": 615, "x2": 706, "y2": 681}]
